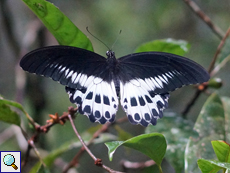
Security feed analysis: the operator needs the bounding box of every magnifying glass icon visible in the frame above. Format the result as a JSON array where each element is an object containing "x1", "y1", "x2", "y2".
[{"x1": 3, "y1": 154, "x2": 18, "y2": 170}]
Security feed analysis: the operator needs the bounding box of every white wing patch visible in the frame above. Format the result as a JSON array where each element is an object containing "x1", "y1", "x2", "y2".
[
  {"x1": 120, "y1": 79, "x2": 169, "y2": 126},
  {"x1": 66, "y1": 75, "x2": 118, "y2": 124}
]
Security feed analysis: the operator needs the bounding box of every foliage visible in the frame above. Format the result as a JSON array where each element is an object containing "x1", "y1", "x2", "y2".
[
  {"x1": 197, "y1": 141, "x2": 230, "y2": 173},
  {"x1": 22, "y1": 0, "x2": 93, "y2": 51},
  {"x1": 0, "y1": 0, "x2": 230, "y2": 172}
]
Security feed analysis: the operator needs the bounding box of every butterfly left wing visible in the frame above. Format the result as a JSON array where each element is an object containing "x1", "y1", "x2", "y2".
[
  {"x1": 117, "y1": 52, "x2": 209, "y2": 126},
  {"x1": 65, "y1": 79, "x2": 118, "y2": 124},
  {"x1": 20, "y1": 46, "x2": 119, "y2": 124}
]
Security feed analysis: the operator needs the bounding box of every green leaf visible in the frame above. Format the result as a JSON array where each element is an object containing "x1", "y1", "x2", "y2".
[
  {"x1": 221, "y1": 97, "x2": 230, "y2": 144},
  {"x1": 198, "y1": 159, "x2": 230, "y2": 173},
  {"x1": 105, "y1": 133, "x2": 166, "y2": 168},
  {"x1": 135, "y1": 39, "x2": 190, "y2": 56},
  {"x1": 114, "y1": 125, "x2": 133, "y2": 141},
  {"x1": 22, "y1": 0, "x2": 93, "y2": 51},
  {"x1": 197, "y1": 159, "x2": 223, "y2": 173},
  {"x1": 0, "y1": 98, "x2": 21, "y2": 126},
  {"x1": 36, "y1": 164, "x2": 51, "y2": 173},
  {"x1": 185, "y1": 93, "x2": 226, "y2": 173},
  {"x1": 0, "y1": 98, "x2": 28, "y2": 115},
  {"x1": 212, "y1": 141, "x2": 230, "y2": 163},
  {"x1": 146, "y1": 113, "x2": 195, "y2": 172}
]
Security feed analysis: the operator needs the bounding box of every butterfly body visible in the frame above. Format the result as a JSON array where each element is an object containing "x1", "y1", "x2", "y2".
[{"x1": 20, "y1": 46, "x2": 209, "y2": 126}]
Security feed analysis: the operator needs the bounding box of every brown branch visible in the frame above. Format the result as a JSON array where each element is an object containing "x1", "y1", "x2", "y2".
[
  {"x1": 183, "y1": 0, "x2": 225, "y2": 39},
  {"x1": 209, "y1": 26, "x2": 230, "y2": 75},
  {"x1": 63, "y1": 116, "x2": 128, "y2": 173},
  {"x1": 181, "y1": 88, "x2": 203, "y2": 117},
  {"x1": 182, "y1": 26, "x2": 230, "y2": 116},
  {"x1": 67, "y1": 114, "x2": 125, "y2": 173},
  {"x1": 21, "y1": 107, "x2": 77, "y2": 168}
]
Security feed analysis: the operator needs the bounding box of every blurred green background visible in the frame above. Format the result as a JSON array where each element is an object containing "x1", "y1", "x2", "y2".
[{"x1": 0, "y1": 0, "x2": 229, "y2": 172}]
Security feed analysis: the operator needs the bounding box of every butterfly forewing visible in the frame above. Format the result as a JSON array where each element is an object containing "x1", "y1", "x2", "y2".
[
  {"x1": 117, "y1": 52, "x2": 209, "y2": 93},
  {"x1": 20, "y1": 46, "x2": 108, "y2": 88}
]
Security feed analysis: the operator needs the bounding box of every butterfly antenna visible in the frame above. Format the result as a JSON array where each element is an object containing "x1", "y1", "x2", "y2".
[
  {"x1": 86, "y1": 27, "x2": 110, "y2": 50},
  {"x1": 111, "y1": 30, "x2": 122, "y2": 50}
]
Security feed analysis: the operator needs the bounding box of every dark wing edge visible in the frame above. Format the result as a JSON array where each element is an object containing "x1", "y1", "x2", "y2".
[
  {"x1": 117, "y1": 52, "x2": 210, "y2": 94},
  {"x1": 20, "y1": 45, "x2": 107, "y2": 89}
]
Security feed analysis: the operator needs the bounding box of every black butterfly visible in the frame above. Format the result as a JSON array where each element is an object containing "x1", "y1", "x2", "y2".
[{"x1": 20, "y1": 46, "x2": 209, "y2": 126}]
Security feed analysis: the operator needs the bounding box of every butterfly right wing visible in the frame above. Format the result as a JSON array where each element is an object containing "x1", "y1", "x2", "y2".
[
  {"x1": 117, "y1": 52, "x2": 209, "y2": 126},
  {"x1": 20, "y1": 46, "x2": 119, "y2": 123}
]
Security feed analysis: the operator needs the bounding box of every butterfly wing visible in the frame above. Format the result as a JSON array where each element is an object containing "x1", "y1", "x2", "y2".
[
  {"x1": 117, "y1": 52, "x2": 209, "y2": 126},
  {"x1": 20, "y1": 46, "x2": 118, "y2": 123}
]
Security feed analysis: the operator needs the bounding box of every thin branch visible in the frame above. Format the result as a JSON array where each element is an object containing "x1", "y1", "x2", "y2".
[
  {"x1": 68, "y1": 114, "x2": 97, "y2": 161},
  {"x1": 68, "y1": 114, "x2": 124, "y2": 173},
  {"x1": 209, "y1": 26, "x2": 230, "y2": 74},
  {"x1": 182, "y1": 26, "x2": 230, "y2": 116},
  {"x1": 183, "y1": 0, "x2": 225, "y2": 39},
  {"x1": 181, "y1": 88, "x2": 203, "y2": 117},
  {"x1": 211, "y1": 55, "x2": 230, "y2": 77},
  {"x1": 63, "y1": 116, "x2": 128, "y2": 173},
  {"x1": 21, "y1": 107, "x2": 77, "y2": 168}
]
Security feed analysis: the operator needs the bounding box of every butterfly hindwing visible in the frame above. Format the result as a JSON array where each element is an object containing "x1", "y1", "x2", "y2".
[
  {"x1": 120, "y1": 79, "x2": 169, "y2": 126},
  {"x1": 66, "y1": 79, "x2": 118, "y2": 124}
]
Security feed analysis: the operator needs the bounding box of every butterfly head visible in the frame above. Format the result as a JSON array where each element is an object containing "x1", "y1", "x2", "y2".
[{"x1": 106, "y1": 50, "x2": 115, "y2": 59}]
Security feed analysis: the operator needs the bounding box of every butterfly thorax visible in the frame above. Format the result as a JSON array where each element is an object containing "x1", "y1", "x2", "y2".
[
  {"x1": 106, "y1": 50, "x2": 118, "y2": 74},
  {"x1": 106, "y1": 50, "x2": 120, "y2": 96},
  {"x1": 106, "y1": 50, "x2": 117, "y2": 63}
]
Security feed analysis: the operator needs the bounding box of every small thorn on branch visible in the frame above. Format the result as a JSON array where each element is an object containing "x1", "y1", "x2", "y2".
[{"x1": 95, "y1": 158, "x2": 103, "y2": 167}]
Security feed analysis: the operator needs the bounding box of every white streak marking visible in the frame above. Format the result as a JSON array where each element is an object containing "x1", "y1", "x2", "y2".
[
  {"x1": 66, "y1": 70, "x2": 73, "y2": 78},
  {"x1": 71, "y1": 72, "x2": 78, "y2": 83},
  {"x1": 94, "y1": 77, "x2": 103, "y2": 84},
  {"x1": 65, "y1": 68, "x2": 69, "y2": 76},
  {"x1": 60, "y1": 67, "x2": 66, "y2": 73},
  {"x1": 130, "y1": 79, "x2": 141, "y2": 87}
]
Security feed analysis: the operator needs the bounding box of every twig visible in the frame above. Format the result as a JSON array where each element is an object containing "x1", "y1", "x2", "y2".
[
  {"x1": 209, "y1": 26, "x2": 230, "y2": 74},
  {"x1": 183, "y1": 0, "x2": 225, "y2": 39},
  {"x1": 182, "y1": 26, "x2": 230, "y2": 116},
  {"x1": 68, "y1": 114, "x2": 97, "y2": 161},
  {"x1": 181, "y1": 88, "x2": 203, "y2": 117},
  {"x1": 21, "y1": 107, "x2": 77, "y2": 168},
  {"x1": 68, "y1": 114, "x2": 124, "y2": 173},
  {"x1": 63, "y1": 116, "x2": 128, "y2": 173}
]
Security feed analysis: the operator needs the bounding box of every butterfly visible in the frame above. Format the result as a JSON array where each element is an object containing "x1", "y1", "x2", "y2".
[{"x1": 20, "y1": 45, "x2": 209, "y2": 126}]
